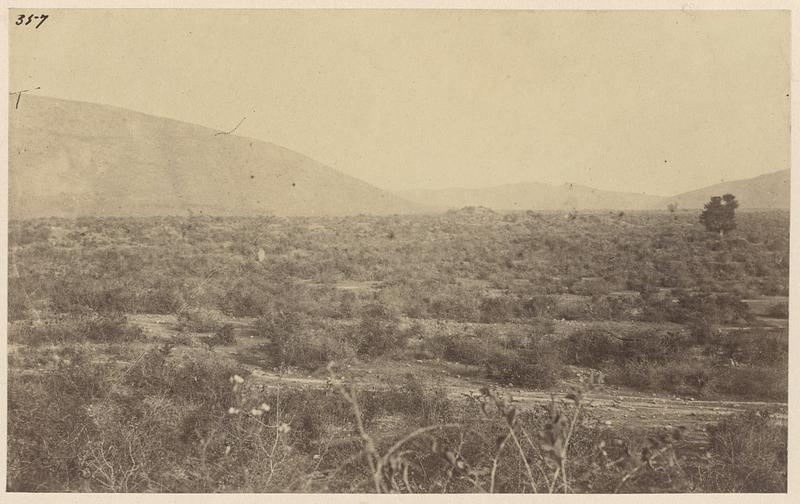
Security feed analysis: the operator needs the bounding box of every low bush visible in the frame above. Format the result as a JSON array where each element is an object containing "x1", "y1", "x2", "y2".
[
  {"x1": 216, "y1": 323, "x2": 236, "y2": 345},
  {"x1": 765, "y1": 303, "x2": 789, "y2": 319},
  {"x1": 360, "y1": 374, "x2": 454, "y2": 426},
  {"x1": 257, "y1": 314, "x2": 356, "y2": 370},
  {"x1": 709, "y1": 366, "x2": 787, "y2": 402},
  {"x1": 176, "y1": 307, "x2": 226, "y2": 333},
  {"x1": 8, "y1": 313, "x2": 146, "y2": 346},
  {"x1": 351, "y1": 303, "x2": 407, "y2": 358},
  {"x1": 561, "y1": 329, "x2": 689, "y2": 369},
  {"x1": 484, "y1": 344, "x2": 563, "y2": 388},
  {"x1": 706, "y1": 330, "x2": 788, "y2": 366},
  {"x1": 8, "y1": 346, "x2": 785, "y2": 493},
  {"x1": 561, "y1": 329, "x2": 618, "y2": 367},
  {"x1": 478, "y1": 297, "x2": 514, "y2": 323},
  {"x1": 425, "y1": 332, "x2": 492, "y2": 366},
  {"x1": 697, "y1": 410, "x2": 787, "y2": 492}
]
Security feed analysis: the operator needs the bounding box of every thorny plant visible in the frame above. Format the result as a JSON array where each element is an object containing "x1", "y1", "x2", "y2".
[
  {"x1": 218, "y1": 366, "x2": 690, "y2": 493},
  {"x1": 466, "y1": 371, "x2": 689, "y2": 493},
  {"x1": 327, "y1": 365, "x2": 688, "y2": 494},
  {"x1": 465, "y1": 377, "x2": 594, "y2": 493},
  {"x1": 222, "y1": 369, "x2": 305, "y2": 490},
  {"x1": 325, "y1": 363, "x2": 461, "y2": 493}
]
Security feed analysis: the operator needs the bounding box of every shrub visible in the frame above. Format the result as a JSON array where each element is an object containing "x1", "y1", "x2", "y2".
[
  {"x1": 48, "y1": 279, "x2": 137, "y2": 314},
  {"x1": 137, "y1": 281, "x2": 185, "y2": 314},
  {"x1": 709, "y1": 366, "x2": 787, "y2": 402},
  {"x1": 765, "y1": 303, "x2": 788, "y2": 319},
  {"x1": 706, "y1": 330, "x2": 788, "y2": 366},
  {"x1": 352, "y1": 303, "x2": 407, "y2": 358},
  {"x1": 654, "y1": 361, "x2": 710, "y2": 396},
  {"x1": 560, "y1": 329, "x2": 618, "y2": 367},
  {"x1": 8, "y1": 353, "x2": 111, "y2": 490},
  {"x1": 216, "y1": 323, "x2": 236, "y2": 345},
  {"x1": 618, "y1": 330, "x2": 690, "y2": 364},
  {"x1": 9, "y1": 223, "x2": 51, "y2": 245},
  {"x1": 518, "y1": 295, "x2": 555, "y2": 318},
  {"x1": 478, "y1": 297, "x2": 513, "y2": 323},
  {"x1": 484, "y1": 344, "x2": 563, "y2": 388},
  {"x1": 603, "y1": 360, "x2": 658, "y2": 390},
  {"x1": 687, "y1": 317, "x2": 715, "y2": 344},
  {"x1": 176, "y1": 307, "x2": 226, "y2": 333},
  {"x1": 367, "y1": 374, "x2": 453, "y2": 426},
  {"x1": 425, "y1": 332, "x2": 492, "y2": 366},
  {"x1": 561, "y1": 329, "x2": 689, "y2": 369},
  {"x1": 8, "y1": 313, "x2": 146, "y2": 346},
  {"x1": 257, "y1": 314, "x2": 356, "y2": 370},
  {"x1": 697, "y1": 411, "x2": 787, "y2": 492},
  {"x1": 220, "y1": 283, "x2": 272, "y2": 317}
]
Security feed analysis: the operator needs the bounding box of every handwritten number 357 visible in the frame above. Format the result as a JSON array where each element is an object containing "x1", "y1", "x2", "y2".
[{"x1": 16, "y1": 14, "x2": 48, "y2": 29}]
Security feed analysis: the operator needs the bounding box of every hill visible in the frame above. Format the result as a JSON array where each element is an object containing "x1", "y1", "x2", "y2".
[
  {"x1": 400, "y1": 171, "x2": 790, "y2": 213},
  {"x1": 658, "y1": 170, "x2": 790, "y2": 211},
  {"x1": 9, "y1": 95, "x2": 421, "y2": 218},
  {"x1": 398, "y1": 182, "x2": 663, "y2": 212}
]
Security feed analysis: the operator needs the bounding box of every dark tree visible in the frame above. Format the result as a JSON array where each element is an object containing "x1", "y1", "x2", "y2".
[
  {"x1": 699, "y1": 193, "x2": 739, "y2": 237},
  {"x1": 667, "y1": 203, "x2": 679, "y2": 220}
]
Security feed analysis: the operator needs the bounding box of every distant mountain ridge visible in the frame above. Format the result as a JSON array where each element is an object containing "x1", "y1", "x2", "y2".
[
  {"x1": 399, "y1": 171, "x2": 790, "y2": 212},
  {"x1": 398, "y1": 182, "x2": 664, "y2": 212},
  {"x1": 9, "y1": 96, "x2": 790, "y2": 218},
  {"x1": 9, "y1": 95, "x2": 421, "y2": 218},
  {"x1": 660, "y1": 170, "x2": 789, "y2": 211}
]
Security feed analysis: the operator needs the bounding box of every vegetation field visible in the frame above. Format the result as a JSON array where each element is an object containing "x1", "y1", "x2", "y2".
[{"x1": 6, "y1": 209, "x2": 789, "y2": 492}]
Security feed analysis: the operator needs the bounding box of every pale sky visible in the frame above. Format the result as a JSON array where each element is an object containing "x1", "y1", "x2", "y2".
[{"x1": 9, "y1": 9, "x2": 790, "y2": 195}]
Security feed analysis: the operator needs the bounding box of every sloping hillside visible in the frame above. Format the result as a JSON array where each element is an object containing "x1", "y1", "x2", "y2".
[
  {"x1": 9, "y1": 95, "x2": 420, "y2": 218},
  {"x1": 658, "y1": 170, "x2": 790, "y2": 210}
]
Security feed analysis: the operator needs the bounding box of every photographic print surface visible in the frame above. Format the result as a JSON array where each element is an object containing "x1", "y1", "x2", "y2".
[{"x1": 6, "y1": 7, "x2": 790, "y2": 494}]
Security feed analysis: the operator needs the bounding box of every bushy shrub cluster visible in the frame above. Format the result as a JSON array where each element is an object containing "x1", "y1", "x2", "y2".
[
  {"x1": 8, "y1": 313, "x2": 146, "y2": 346},
  {"x1": 351, "y1": 303, "x2": 407, "y2": 357},
  {"x1": 697, "y1": 410, "x2": 787, "y2": 492},
  {"x1": 176, "y1": 307, "x2": 226, "y2": 333},
  {"x1": 424, "y1": 329, "x2": 564, "y2": 388},
  {"x1": 256, "y1": 312, "x2": 350, "y2": 370},
  {"x1": 561, "y1": 328, "x2": 690, "y2": 368},
  {"x1": 8, "y1": 345, "x2": 787, "y2": 493},
  {"x1": 484, "y1": 345, "x2": 564, "y2": 388}
]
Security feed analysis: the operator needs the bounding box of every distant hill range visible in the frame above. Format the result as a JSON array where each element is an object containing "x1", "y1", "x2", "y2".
[
  {"x1": 659, "y1": 170, "x2": 789, "y2": 211},
  {"x1": 9, "y1": 96, "x2": 790, "y2": 218},
  {"x1": 9, "y1": 95, "x2": 420, "y2": 218},
  {"x1": 398, "y1": 183, "x2": 664, "y2": 212},
  {"x1": 400, "y1": 170, "x2": 790, "y2": 212}
]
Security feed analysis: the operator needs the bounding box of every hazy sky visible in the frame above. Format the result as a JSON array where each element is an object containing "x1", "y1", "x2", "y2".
[{"x1": 9, "y1": 9, "x2": 789, "y2": 195}]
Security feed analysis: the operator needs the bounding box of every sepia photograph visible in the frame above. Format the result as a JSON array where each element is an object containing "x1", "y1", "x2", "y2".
[{"x1": 3, "y1": 3, "x2": 794, "y2": 497}]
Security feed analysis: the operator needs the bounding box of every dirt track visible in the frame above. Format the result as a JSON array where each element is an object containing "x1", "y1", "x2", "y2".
[{"x1": 129, "y1": 313, "x2": 788, "y2": 451}]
